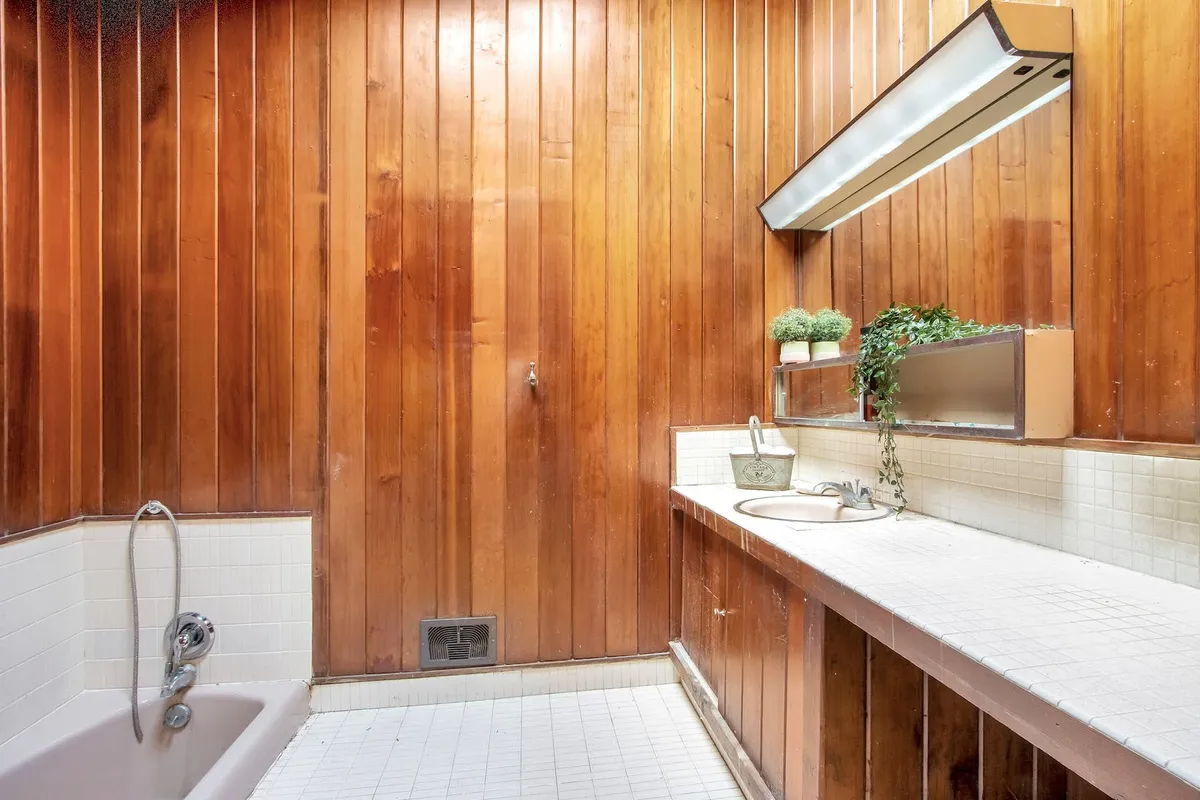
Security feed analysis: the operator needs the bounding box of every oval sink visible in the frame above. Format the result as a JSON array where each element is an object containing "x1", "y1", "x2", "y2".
[{"x1": 733, "y1": 494, "x2": 892, "y2": 523}]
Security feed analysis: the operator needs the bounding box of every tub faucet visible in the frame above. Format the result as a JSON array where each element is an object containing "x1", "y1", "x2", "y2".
[
  {"x1": 161, "y1": 663, "x2": 197, "y2": 699},
  {"x1": 813, "y1": 480, "x2": 875, "y2": 511}
]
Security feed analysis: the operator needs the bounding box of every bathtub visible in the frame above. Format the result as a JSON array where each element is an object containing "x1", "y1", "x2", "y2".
[{"x1": 0, "y1": 681, "x2": 308, "y2": 800}]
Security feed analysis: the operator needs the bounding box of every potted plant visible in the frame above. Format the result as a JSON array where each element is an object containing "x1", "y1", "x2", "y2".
[
  {"x1": 850, "y1": 303, "x2": 1019, "y2": 509},
  {"x1": 769, "y1": 307, "x2": 813, "y2": 364},
  {"x1": 809, "y1": 308, "x2": 852, "y2": 360}
]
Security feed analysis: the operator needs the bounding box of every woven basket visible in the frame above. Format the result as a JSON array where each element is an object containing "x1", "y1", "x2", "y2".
[{"x1": 730, "y1": 416, "x2": 794, "y2": 491}]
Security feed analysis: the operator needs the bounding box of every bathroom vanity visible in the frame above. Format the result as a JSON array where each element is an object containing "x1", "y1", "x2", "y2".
[{"x1": 669, "y1": 484, "x2": 1200, "y2": 800}]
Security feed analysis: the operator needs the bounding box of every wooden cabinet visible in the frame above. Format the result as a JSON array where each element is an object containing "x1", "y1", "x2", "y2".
[{"x1": 675, "y1": 509, "x2": 1116, "y2": 800}]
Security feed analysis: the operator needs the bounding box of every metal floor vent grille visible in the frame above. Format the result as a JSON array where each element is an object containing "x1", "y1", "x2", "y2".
[{"x1": 420, "y1": 616, "x2": 497, "y2": 669}]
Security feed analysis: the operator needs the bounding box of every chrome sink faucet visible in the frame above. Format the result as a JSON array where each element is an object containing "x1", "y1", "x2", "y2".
[{"x1": 814, "y1": 480, "x2": 875, "y2": 511}]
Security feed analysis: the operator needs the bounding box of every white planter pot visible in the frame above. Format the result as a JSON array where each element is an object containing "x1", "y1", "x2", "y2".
[
  {"x1": 780, "y1": 341, "x2": 810, "y2": 364},
  {"x1": 811, "y1": 341, "x2": 841, "y2": 360}
]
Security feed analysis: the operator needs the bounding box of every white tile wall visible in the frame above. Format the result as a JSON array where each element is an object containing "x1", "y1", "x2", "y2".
[
  {"x1": 674, "y1": 427, "x2": 792, "y2": 486},
  {"x1": 780, "y1": 428, "x2": 1200, "y2": 588},
  {"x1": 0, "y1": 514, "x2": 312, "y2": 749},
  {"x1": 83, "y1": 517, "x2": 313, "y2": 689},
  {"x1": 674, "y1": 426, "x2": 1200, "y2": 587},
  {"x1": 0, "y1": 530, "x2": 86, "y2": 750},
  {"x1": 310, "y1": 656, "x2": 678, "y2": 713}
]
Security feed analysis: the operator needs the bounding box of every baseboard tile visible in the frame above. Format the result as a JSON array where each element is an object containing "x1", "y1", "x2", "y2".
[{"x1": 309, "y1": 655, "x2": 678, "y2": 712}]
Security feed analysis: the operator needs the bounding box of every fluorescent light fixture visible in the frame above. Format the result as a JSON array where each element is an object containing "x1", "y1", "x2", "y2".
[{"x1": 758, "y1": 1, "x2": 1073, "y2": 232}]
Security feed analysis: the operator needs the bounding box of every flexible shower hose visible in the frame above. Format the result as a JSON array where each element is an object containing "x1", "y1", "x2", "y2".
[{"x1": 127, "y1": 500, "x2": 182, "y2": 743}]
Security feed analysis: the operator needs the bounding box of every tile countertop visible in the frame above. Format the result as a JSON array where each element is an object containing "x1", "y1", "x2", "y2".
[{"x1": 671, "y1": 483, "x2": 1200, "y2": 791}]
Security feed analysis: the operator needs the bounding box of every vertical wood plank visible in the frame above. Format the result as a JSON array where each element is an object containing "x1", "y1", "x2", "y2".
[
  {"x1": 783, "y1": 586, "x2": 808, "y2": 800},
  {"x1": 802, "y1": 0, "x2": 832, "y2": 310},
  {"x1": 888, "y1": 0, "x2": 924, "y2": 306},
  {"x1": 140, "y1": 0, "x2": 180, "y2": 511},
  {"x1": 254, "y1": 0, "x2": 293, "y2": 511},
  {"x1": 762, "y1": 0, "x2": 796, "y2": 419},
  {"x1": 1038, "y1": 753, "x2": 1115, "y2": 800},
  {"x1": 438, "y1": 0, "x2": 473, "y2": 620},
  {"x1": 505, "y1": 0, "x2": 541, "y2": 664},
  {"x1": 400, "y1": 0, "x2": 438, "y2": 670},
  {"x1": 1023, "y1": 107, "x2": 1054, "y2": 327},
  {"x1": 760, "y1": 566, "x2": 789, "y2": 796},
  {"x1": 680, "y1": 514, "x2": 703, "y2": 662},
  {"x1": 73, "y1": 0, "x2": 102, "y2": 516},
  {"x1": 869, "y1": 643, "x2": 924, "y2": 800},
  {"x1": 604, "y1": 0, "x2": 639, "y2": 657},
  {"x1": 99, "y1": 0, "x2": 140, "y2": 514},
  {"x1": 722, "y1": 541, "x2": 746, "y2": 734},
  {"x1": 637, "y1": 0, "x2": 671, "y2": 654},
  {"x1": 1121, "y1": 0, "x2": 1198, "y2": 442},
  {"x1": 292, "y1": 0, "x2": 328, "y2": 675},
  {"x1": 800, "y1": 596, "x2": 826, "y2": 800},
  {"x1": 4, "y1": 0, "x2": 40, "y2": 531},
  {"x1": 800, "y1": 0, "x2": 832, "y2": 414},
  {"x1": 830, "y1": 0, "x2": 862, "y2": 344},
  {"x1": 669, "y1": 0, "x2": 701, "y2": 428},
  {"x1": 734, "y1": 0, "x2": 764, "y2": 421},
  {"x1": 703, "y1": 528, "x2": 727, "y2": 697},
  {"x1": 972, "y1": 135, "x2": 1003, "y2": 324},
  {"x1": 998, "y1": 125, "x2": 1027, "y2": 326},
  {"x1": 982, "y1": 714, "x2": 1034, "y2": 800},
  {"x1": 928, "y1": 678, "x2": 980, "y2": 800},
  {"x1": 741, "y1": 556, "x2": 765, "y2": 766},
  {"x1": 1071, "y1": 0, "x2": 1120, "y2": 438},
  {"x1": 328, "y1": 0, "x2": 368, "y2": 676},
  {"x1": 216, "y1": 0, "x2": 256, "y2": 510},
  {"x1": 291, "y1": 0, "x2": 327, "y2": 518},
  {"x1": 917, "y1": 0, "x2": 948, "y2": 310},
  {"x1": 178, "y1": 0, "x2": 219, "y2": 513},
  {"x1": 571, "y1": 0, "x2": 607, "y2": 659},
  {"x1": 40, "y1": 0, "x2": 73, "y2": 523},
  {"x1": 538, "y1": 0, "x2": 574, "y2": 662},
  {"x1": 701, "y1": 0, "x2": 733, "y2": 425},
  {"x1": 1049, "y1": 94, "x2": 1071, "y2": 330},
  {"x1": 862, "y1": 0, "x2": 896, "y2": 318},
  {"x1": 1038, "y1": 750, "x2": 1069, "y2": 799},
  {"x1": 364, "y1": 0, "x2": 402, "y2": 674},
  {"x1": 471, "y1": 0, "x2": 508, "y2": 660},
  {"x1": 822, "y1": 610, "x2": 866, "y2": 800}
]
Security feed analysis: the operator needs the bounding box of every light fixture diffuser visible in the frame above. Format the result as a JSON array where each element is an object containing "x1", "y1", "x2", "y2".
[{"x1": 758, "y1": 1, "x2": 1072, "y2": 232}]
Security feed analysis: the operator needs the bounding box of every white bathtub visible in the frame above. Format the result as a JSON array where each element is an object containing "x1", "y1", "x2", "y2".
[{"x1": 0, "y1": 681, "x2": 308, "y2": 800}]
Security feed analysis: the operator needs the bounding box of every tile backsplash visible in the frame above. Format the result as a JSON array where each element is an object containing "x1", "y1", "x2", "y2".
[
  {"x1": 674, "y1": 425, "x2": 1200, "y2": 589},
  {"x1": 84, "y1": 516, "x2": 313, "y2": 690},
  {"x1": 0, "y1": 515, "x2": 312, "y2": 751},
  {"x1": 0, "y1": 530, "x2": 85, "y2": 751},
  {"x1": 674, "y1": 426, "x2": 793, "y2": 485}
]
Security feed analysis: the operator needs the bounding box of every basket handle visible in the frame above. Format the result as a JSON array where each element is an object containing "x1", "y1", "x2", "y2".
[{"x1": 748, "y1": 415, "x2": 765, "y2": 459}]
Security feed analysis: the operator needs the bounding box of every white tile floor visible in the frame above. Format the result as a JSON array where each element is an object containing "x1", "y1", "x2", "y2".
[{"x1": 251, "y1": 684, "x2": 745, "y2": 800}]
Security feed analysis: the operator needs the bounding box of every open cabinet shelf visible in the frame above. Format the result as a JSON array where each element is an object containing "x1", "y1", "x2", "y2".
[{"x1": 772, "y1": 329, "x2": 1074, "y2": 440}]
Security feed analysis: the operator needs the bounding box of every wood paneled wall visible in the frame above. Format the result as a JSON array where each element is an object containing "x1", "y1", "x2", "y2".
[
  {"x1": 679, "y1": 514, "x2": 1115, "y2": 799},
  {"x1": 3, "y1": 0, "x2": 1200, "y2": 674},
  {"x1": 804, "y1": 0, "x2": 1200, "y2": 445},
  {"x1": 2, "y1": 0, "x2": 800, "y2": 675},
  {"x1": 798, "y1": 0, "x2": 1073, "y2": 348},
  {"x1": 318, "y1": 0, "x2": 800, "y2": 676}
]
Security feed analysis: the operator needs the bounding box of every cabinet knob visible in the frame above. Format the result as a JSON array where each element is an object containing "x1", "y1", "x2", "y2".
[{"x1": 713, "y1": 608, "x2": 727, "y2": 617}]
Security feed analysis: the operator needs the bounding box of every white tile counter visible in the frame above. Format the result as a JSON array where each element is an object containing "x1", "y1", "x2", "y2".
[{"x1": 671, "y1": 483, "x2": 1200, "y2": 793}]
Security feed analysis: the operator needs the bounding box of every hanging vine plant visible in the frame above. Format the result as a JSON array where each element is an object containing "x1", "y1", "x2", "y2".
[{"x1": 850, "y1": 304, "x2": 1020, "y2": 510}]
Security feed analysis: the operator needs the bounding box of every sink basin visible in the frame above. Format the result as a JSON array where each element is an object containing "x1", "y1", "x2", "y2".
[{"x1": 733, "y1": 494, "x2": 892, "y2": 523}]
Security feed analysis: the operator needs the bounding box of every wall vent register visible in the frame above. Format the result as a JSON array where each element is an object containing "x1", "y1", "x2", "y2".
[{"x1": 420, "y1": 616, "x2": 498, "y2": 669}]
